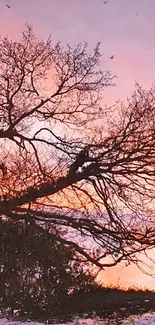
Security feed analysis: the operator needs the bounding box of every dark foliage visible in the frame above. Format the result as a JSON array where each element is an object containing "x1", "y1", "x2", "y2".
[
  {"x1": 0, "y1": 219, "x2": 95, "y2": 318},
  {"x1": 69, "y1": 286, "x2": 155, "y2": 321}
]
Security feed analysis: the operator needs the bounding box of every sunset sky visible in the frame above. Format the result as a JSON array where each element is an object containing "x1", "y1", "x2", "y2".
[{"x1": 1, "y1": 0, "x2": 155, "y2": 290}]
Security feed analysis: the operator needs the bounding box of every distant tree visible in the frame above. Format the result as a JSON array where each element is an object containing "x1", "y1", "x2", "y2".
[
  {"x1": 0, "y1": 25, "x2": 155, "y2": 270},
  {"x1": 0, "y1": 219, "x2": 95, "y2": 317}
]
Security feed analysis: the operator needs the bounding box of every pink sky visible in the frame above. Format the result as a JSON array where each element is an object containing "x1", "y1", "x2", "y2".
[{"x1": 1, "y1": 0, "x2": 155, "y2": 289}]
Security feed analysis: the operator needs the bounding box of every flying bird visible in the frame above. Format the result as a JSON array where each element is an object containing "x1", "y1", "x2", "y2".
[
  {"x1": 104, "y1": 1, "x2": 108, "y2": 4},
  {"x1": 6, "y1": 4, "x2": 11, "y2": 8},
  {"x1": 109, "y1": 55, "x2": 115, "y2": 59}
]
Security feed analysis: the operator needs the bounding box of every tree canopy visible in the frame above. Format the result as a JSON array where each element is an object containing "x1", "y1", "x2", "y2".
[
  {"x1": 0, "y1": 219, "x2": 95, "y2": 317},
  {"x1": 1, "y1": 25, "x2": 155, "y2": 269}
]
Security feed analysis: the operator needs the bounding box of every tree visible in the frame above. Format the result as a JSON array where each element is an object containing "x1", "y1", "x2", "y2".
[
  {"x1": 0, "y1": 25, "x2": 155, "y2": 270},
  {"x1": 0, "y1": 219, "x2": 95, "y2": 317}
]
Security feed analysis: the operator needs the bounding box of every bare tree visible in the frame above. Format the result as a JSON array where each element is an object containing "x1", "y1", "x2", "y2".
[{"x1": 1, "y1": 25, "x2": 155, "y2": 270}]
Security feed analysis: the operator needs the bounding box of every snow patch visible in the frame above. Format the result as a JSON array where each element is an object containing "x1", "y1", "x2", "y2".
[{"x1": 1, "y1": 313, "x2": 155, "y2": 325}]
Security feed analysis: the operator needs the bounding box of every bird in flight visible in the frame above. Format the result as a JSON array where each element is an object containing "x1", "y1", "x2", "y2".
[
  {"x1": 6, "y1": 4, "x2": 11, "y2": 8},
  {"x1": 109, "y1": 55, "x2": 114, "y2": 59}
]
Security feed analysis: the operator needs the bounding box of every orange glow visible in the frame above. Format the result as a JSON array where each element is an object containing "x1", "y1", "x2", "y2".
[
  {"x1": 98, "y1": 248, "x2": 155, "y2": 291},
  {"x1": 1, "y1": 0, "x2": 155, "y2": 291},
  {"x1": 98, "y1": 263, "x2": 155, "y2": 291}
]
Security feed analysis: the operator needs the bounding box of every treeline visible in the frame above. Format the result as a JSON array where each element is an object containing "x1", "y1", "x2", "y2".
[
  {"x1": 69, "y1": 286, "x2": 155, "y2": 320},
  {"x1": 1, "y1": 219, "x2": 155, "y2": 322},
  {"x1": 0, "y1": 219, "x2": 97, "y2": 319}
]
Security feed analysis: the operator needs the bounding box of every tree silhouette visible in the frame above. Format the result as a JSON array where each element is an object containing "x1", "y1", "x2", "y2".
[
  {"x1": 0, "y1": 219, "x2": 95, "y2": 317},
  {"x1": 0, "y1": 25, "x2": 155, "y2": 270}
]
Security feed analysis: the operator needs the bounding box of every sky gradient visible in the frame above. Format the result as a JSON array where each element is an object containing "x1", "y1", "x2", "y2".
[{"x1": 1, "y1": 0, "x2": 155, "y2": 289}]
